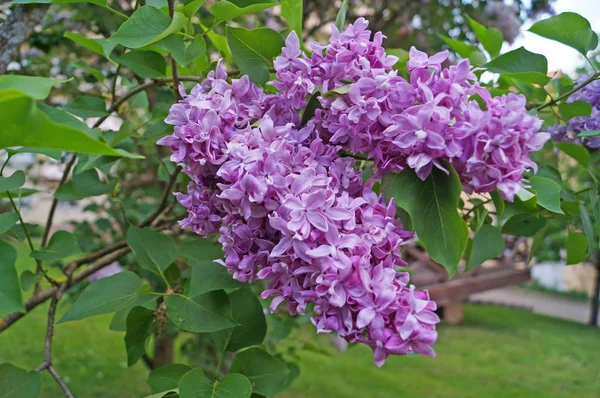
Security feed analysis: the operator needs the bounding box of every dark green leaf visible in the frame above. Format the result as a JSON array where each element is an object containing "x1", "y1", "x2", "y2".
[
  {"x1": 0, "y1": 363, "x2": 41, "y2": 398},
  {"x1": 12, "y1": 0, "x2": 106, "y2": 5},
  {"x1": 280, "y1": 0, "x2": 303, "y2": 38},
  {"x1": 111, "y1": 6, "x2": 185, "y2": 48},
  {"x1": 529, "y1": 12, "x2": 595, "y2": 54},
  {"x1": 501, "y1": 213, "x2": 546, "y2": 237},
  {"x1": 381, "y1": 166, "x2": 468, "y2": 274},
  {"x1": 55, "y1": 169, "x2": 116, "y2": 201},
  {"x1": 20, "y1": 270, "x2": 39, "y2": 292},
  {"x1": 559, "y1": 100, "x2": 592, "y2": 120},
  {"x1": 466, "y1": 224, "x2": 504, "y2": 270},
  {"x1": 566, "y1": 231, "x2": 588, "y2": 265},
  {"x1": 527, "y1": 176, "x2": 563, "y2": 214},
  {"x1": 528, "y1": 226, "x2": 546, "y2": 264},
  {"x1": 0, "y1": 75, "x2": 67, "y2": 100},
  {"x1": 127, "y1": 225, "x2": 176, "y2": 276},
  {"x1": 490, "y1": 190, "x2": 505, "y2": 216},
  {"x1": 211, "y1": 288, "x2": 266, "y2": 353},
  {"x1": 335, "y1": 0, "x2": 348, "y2": 32},
  {"x1": 30, "y1": 231, "x2": 81, "y2": 261},
  {"x1": 230, "y1": 347, "x2": 290, "y2": 397},
  {"x1": 148, "y1": 364, "x2": 192, "y2": 393},
  {"x1": 0, "y1": 213, "x2": 19, "y2": 235},
  {"x1": 64, "y1": 32, "x2": 116, "y2": 58},
  {"x1": 166, "y1": 291, "x2": 237, "y2": 333},
  {"x1": 114, "y1": 50, "x2": 167, "y2": 78},
  {"x1": 125, "y1": 306, "x2": 156, "y2": 367},
  {"x1": 0, "y1": 171, "x2": 25, "y2": 192},
  {"x1": 110, "y1": 294, "x2": 156, "y2": 331},
  {"x1": 579, "y1": 204, "x2": 595, "y2": 252},
  {"x1": 158, "y1": 35, "x2": 207, "y2": 67},
  {"x1": 556, "y1": 142, "x2": 590, "y2": 167},
  {"x1": 468, "y1": 16, "x2": 503, "y2": 57},
  {"x1": 483, "y1": 47, "x2": 549, "y2": 85},
  {"x1": 440, "y1": 36, "x2": 487, "y2": 65},
  {"x1": 0, "y1": 240, "x2": 24, "y2": 314},
  {"x1": 301, "y1": 91, "x2": 322, "y2": 126},
  {"x1": 183, "y1": 0, "x2": 206, "y2": 18},
  {"x1": 210, "y1": 1, "x2": 277, "y2": 25},
  {"x1": 59, "y1": 271, "x2": 144, "y2": 323},
  {"x1": 71, "y1": 60, "x2": 105, "y2": 82},
  {"x1": 179, "y1": 368, "x2": 252, "y2": 398},
  {"x1": 226, "y1": 26, "x2": 284, "y2": 84},
  {"x1": 63, "y1": 95, "x2": 106, "y2": 118}
]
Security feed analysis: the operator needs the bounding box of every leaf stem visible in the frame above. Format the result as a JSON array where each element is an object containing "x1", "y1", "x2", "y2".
[{"x1": 537, "y1": 70, "x2": 600, "y2": 111}]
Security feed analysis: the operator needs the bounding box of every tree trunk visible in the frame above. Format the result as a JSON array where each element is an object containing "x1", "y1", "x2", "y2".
[
  {"x1": 0, "y1": 4, "x2": 49, "y2": 74},
  {"x1": 589, "y1": 261, "x2": 600, "y2": 327},
  {"x1": 154, "y1": 335, "x2": 174, "y2": 367}
]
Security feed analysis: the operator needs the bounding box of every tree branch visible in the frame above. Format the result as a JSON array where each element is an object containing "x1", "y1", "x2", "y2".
[
  {"x1": 537, "y1": 70, "x2": 600, "y2": 111},
  {"x1": 0, "y1": 4, "x2": 49, "y2": 74}
]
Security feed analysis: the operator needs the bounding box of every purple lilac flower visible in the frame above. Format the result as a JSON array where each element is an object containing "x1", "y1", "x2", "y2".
[{"x1": 88, "y1": 261, "x2": 123, "y2": 282}]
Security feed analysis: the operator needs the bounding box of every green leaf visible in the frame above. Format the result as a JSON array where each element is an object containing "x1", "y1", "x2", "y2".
[
  {"x1": 20, "y1": 270, "x2": 39, "y2": 292},
  {"x1": 566, "y1": 231, "x2": 588, "y2": 265},
  {"x1": 183, "y1": 0, "x2": 205, "y2": 18},
  {"x1": 148, "y1": 364, "x2": 192, "y2": 393},
  {"x1": 335, "y1": 0, "x2": 348, "y2": 32},
  {"x1": 0, "y1": 75, "x2": 67, "y2": 100},
  {"x1": 179, "y1": 368, "x2": 252, "y2": 398},
  {"x1": 64, "y1": 32, "x2": 116, "y2": 58},
  {"x1": 127, "y1": 226, "x2": 176, "y2": 276},
  {"x1": 63, "y1": 95, "x2": 107, "y2": 118},
  {"x1": 11, "y1": 0, "x2": 106, "y2": 5},
  {"x1": 211, "y1": 288, "x2": 267, "y2": 353},
  {"x1": 381, "y1": 166, "x2": 468, "y2": 274},
  {"x1": 440, "y1": 35, "x2": 487, "y2": 66},
  {"x1": 483, "y1": 47, "x2": 549, "y2": 85},
  {"x1": 579, "y1": 204, "x2": 595, "y2": 252},
  {"x1": 301, "y1": 91, "x2": 322, "y2": 126},
  {"x1": 125, "y1": 306, "x2": 156, "y2": 367},
  {"x1": 166, "y1": 291, "x2": 237, "y2": 333},
  {"x1": 529, "y1": 12, "x2": 595, "y2": 54},
  {"x1": 490, "y1": 190, "x2": 505, "y2": 216},
  {"x1": 0, "y1": 171, "x2": 25, "y2": 192},
  {"x1": 59, "y1": 271, "x2": 143, "y2": 323},
  {"x1": 0, "y1": 240, "x2": 24, "y2": 314},
  {"x1": 158, "y1": 34, "x2": 207, "y2": 67},
  {"x1": 0, "y1": 213, "x2": 19, "y2": 235},
  {"x1": 576, "y1": 130, "x2": 600, "y2": 138},
  {"x1": 466, "y1": 224, "x2": 504, "y2": 271},
  {"x1": 226, "y1": 26, "x2": 284, "y2": 84},
  {"x1": 529, "y1": 226, "x2": 546, "y2": 264},
  {"x1": 0, "y1": 363, "x2": 41, "y2": 398},
  {"x1": 501, "y1": 213, "x2": 546, "y2": 237},
  {"x1": 0, "y1": 188, "x2": 37, "y2": 200},
  {"x1": 205, "y1": 30, "x2": 232, "y2": 60},
  {"x1": 556, "y1": 142, "x2": 590, "y2": 167},
  {"x1": 230, "y1": 347, "x2": 290, "y2": 397},
  {"x1": 30, "y1": 231, "x2": 81, "y2": 261},
  {"x1": 71, "y1": 60, "x2": 105, "y2": 82},
  {"x1": 280, "y1": 0, "x2": 303, "y2": 38},
  {"x1": 55, "y1": 169, "x2": 116, "y2": 201},
  {"x1": 559, "y1": 100, "x2": 592, "y2": 120},
  {"x1": 527, "y1": 176, "x2": 563, "y2": 214},
  {"x1": 111, "y1": 6, "x2": 185, "y2": 48},
  {"x1": 468, "y1": 16, "x2": 503, "y2": 57},
  {"x1": 210, "y1": 1, "x2": 277, "y2": 25},
  {"x1": 109, "y1": 294, "x2": 156, "y2": 331},
  {"x1": 114, "y1": 50, "x2": 167, "y2": 78}
]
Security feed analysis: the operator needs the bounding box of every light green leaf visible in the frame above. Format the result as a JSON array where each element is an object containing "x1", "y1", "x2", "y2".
[
  {"x1": 490, "y1": 190, "x2": 505, "y2": 216},
  {"x1": 529, "y1": 226, "x2": 546, "y2": 264},
  {"x1": 158, "y1": 34, "x2": 207, "y2": 67},
  {"x1": 559, "y1": 100, "x2": 592, "y2": 120},
  {"x1": 59, "y1": 271, "x2": 143, "y2": 323},
  {"x1": 0, "y1": 213, "x2": 19, "y2": 235},
  {"x1": 210, "y1": 0, "x2": 277, "y2": 25},
  {"x1": 0, "y1": 75, "x2": 67, "y2": 100},
  {"x1": 30, "y1": 231, "x2": 81, "y2": 261},
  {"x1": 71, "y1": 60, "x2": 105, "y2": 82},
  {"x1": 183, "y1": 0, "x2": 205, "y2": 18},
  {"x1": 281, "y1": 0, "x2": 303, "y2": 38},
  {"x1": 483, "y1": 47, "x2": 549, "y2": 85},
  {"x1": 211, "y1": 288, "x2": 267, "y2": 353},
  {"x1": 230, "y1": 347, "x2": 290, "y2": 397},
  {"x1": 440, "y1": 35, "x2": 487, "y2": 66},
  {"x1": 226, "y1": 26, "x2": 284, "y2": 84},
  {"x1": 109, "y1": 294, "x2": 156, "y2": 331},
  {"x1": 335, "y1": 0, "x2": 348, "y2": 32},
  {"x1": 166, "y1": 291, "x2": 237, "y2": 333},
  {"x1": 501, "y1": 213, "x2": 546, "y2": 237},
  {"x1": 529, "y1": 12, "x2": 595, "y2": 54},
  {"x1": 0, "y1": 171, "x2": 25, "y2": 192},
  {"x1": 55, "y1": 169, "x2": 116, "y2": 201},
  {"x1": 556, "y1": 142, "x2": 591, "y2": 167},
  {"x1": 0, "y1": 363, "x2": 41, "y2": 398},
  {"x1": 179, "y1": 368, "x2": 252, "y2": 398},
  {"x1": 566, "y1": 231, "x2": 588, "y2": 265},
  {"x1": 62, "y1": 95, "x2": 106, "y2": 118},
  {"x1": 579, "y1": 204, "x2": 595, "y2": 253},
  {"x1": 114, "y1": 50, "x2": 167, "y2": 78},
  {"x1": 381, "y1": 166, "x2": 468, "y2": 274},
  {"x1": 0, "y1": 240, "x2": 24, "y2": 314},
  {"x1": 111, "y1": 6, "x2": 185, "y2": 48},
  {"x1": 125, "y1": 306, "x2": 156, "y2": 367},
  {"x1": 466, "y1": 224, "x2": 504, "y2": 271},
  {"x1": 468, "y1": 16, "x2": 503, "y2": 57},
  {"x1": 577, "y1": 130, "x2": 600, "y2": 138},
  {"x1": 148, "y1": 364, "x2": 192, "y2": 393},
  {"x1": 127, "y1": 226, "x2": 176, "y2": 275},
  {"x1": 64, "y1": 32, "x2": 116, "y2": 58},
  {"x1": 0, "y1": 188, "x2": 37, "y2": 200},
  {"x1": 527, "y1": 176, "x2": 563, "y2": 214}
]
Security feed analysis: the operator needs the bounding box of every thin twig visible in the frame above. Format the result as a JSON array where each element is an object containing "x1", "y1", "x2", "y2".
[
  {"x1": 537, "y1": 70, "x2": 600, "y2": 111},
  {"x1": 139, "y1": 167, "x2": 181, "y2": 228},
  {"x1": 167, "y1": 0, "x2": 181, "y2": 100}
]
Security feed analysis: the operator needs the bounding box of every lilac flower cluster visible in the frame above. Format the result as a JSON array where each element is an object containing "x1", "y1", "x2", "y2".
[
  {"x1": 548, "y1": 75, "x2": 600, "y2": 149},
  {"x1": 159, "y1": 18, "x2": 548, "y2": 365},
  {"x1": 273, "y1": 18, "x2": 548, "y2": 201}
]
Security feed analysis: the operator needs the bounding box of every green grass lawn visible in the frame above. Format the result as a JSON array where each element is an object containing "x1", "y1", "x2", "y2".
[{"x1": 1, "y1": 244, "x2": 599, "y2": 397}]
